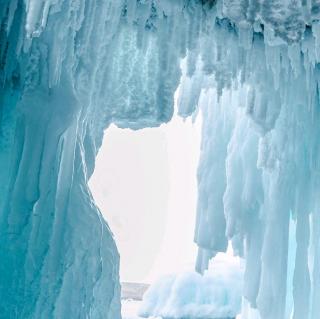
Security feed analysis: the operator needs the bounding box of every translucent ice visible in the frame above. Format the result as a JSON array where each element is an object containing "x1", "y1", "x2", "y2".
[{"x1": 1, "y1": 1, "x2": 320, "y2": 319}]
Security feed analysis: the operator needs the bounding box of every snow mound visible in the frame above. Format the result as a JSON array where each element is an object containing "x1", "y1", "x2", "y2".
[{"x1": 139, "y1": 259, "x2": 242, "y2": 319}]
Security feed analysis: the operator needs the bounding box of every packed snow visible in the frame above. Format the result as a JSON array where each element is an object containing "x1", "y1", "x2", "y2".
[{"x1": 122, "y1": 300, "x2": 159, "y2": 319}]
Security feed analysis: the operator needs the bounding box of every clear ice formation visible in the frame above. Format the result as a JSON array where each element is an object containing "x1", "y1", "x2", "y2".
[{"x1": 0, "y1": 1, "x2": 320, "y2": 318}]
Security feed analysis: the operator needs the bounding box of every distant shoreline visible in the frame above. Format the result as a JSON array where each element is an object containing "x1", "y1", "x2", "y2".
[{"x1": 121, "y1": 282, "x2": 150, "y2": 301}]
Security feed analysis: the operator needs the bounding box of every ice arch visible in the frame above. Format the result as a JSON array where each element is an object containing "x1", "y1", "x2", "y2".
[{"x1": 0, "y1": 1, "x2": 320, "y2": 319}]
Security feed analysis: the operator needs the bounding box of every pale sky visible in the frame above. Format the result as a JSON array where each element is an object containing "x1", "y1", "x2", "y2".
[{"x1": 89, "y1": 113, "x2": 202, "y2": 283}]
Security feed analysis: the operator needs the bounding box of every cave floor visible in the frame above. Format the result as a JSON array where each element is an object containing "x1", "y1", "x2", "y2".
[
  {"x1": 121, "y1": 299, "x2": 237, "y2": 319},
  {"x1": 122, "y1": 300, "x2": 151, "y2": 319}
]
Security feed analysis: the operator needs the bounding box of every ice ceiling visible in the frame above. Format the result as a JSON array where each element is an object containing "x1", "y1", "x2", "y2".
[{"x1": 1, "y1": 0, "x2": 320, "y2": 318}]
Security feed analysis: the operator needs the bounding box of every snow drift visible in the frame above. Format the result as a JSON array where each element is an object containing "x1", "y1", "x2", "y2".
[{"x1": 139, "y1": 257, "x2": 242, "y2": 319}]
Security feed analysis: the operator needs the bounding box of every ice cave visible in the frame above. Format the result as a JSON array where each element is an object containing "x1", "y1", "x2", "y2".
[{"x1": 1, "y1": 0, "x2": 320, "y2": 319}]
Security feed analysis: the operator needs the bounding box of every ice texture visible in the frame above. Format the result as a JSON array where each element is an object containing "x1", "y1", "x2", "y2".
[
  {"x1": 139, "y1": 257, "x2": 243, "y2": 319},
  {"x1": 1, "y1": 1, "x2": 320, "y2": 319}
]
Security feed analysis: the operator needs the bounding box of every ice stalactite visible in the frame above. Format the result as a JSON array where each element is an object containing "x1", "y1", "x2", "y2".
[
  {"x1": 176, "y1": 2, "x2": 320, "y2": 319},
  {"x1": 1, "y1": 1, "x2": 320, "y2": 319},
  {"x1": 188, "y1": 27, "x2": 320, "y2": 317}
]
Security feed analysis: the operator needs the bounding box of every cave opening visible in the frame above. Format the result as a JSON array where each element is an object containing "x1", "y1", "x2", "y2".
[
  {"x1": 89, "y1": 113, "x2": 202, "y2": 284},
  {"x1": 89, "y1": 92, "x2": 242, "y2": 319},
  {"x1": 89, "y1": 110, "x2": 201, "y2": 313}
]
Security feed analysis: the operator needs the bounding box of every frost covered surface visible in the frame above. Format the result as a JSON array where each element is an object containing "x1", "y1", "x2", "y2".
[
  {"x1": 139, "y1": 257, "x2": 242, "y2": 319},
  {"x1": 1, "y1": 1, "x2": 320, "y2": 319}
]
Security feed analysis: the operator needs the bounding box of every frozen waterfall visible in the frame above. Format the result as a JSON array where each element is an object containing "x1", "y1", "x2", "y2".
[{"x1": 0, "y1": 1, "x2": 320, "y2": 318}]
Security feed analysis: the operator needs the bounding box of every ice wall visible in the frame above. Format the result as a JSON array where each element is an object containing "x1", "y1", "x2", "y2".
[
  {"x1": 1, "y1": 1, "x2": 320, "y2": 319},
  {"x1": 0, "y1": 1, "x2": 180, "y2": 318},
  {"x1": 185, "y1": 7, "x2": 320, "y2": 319}
]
